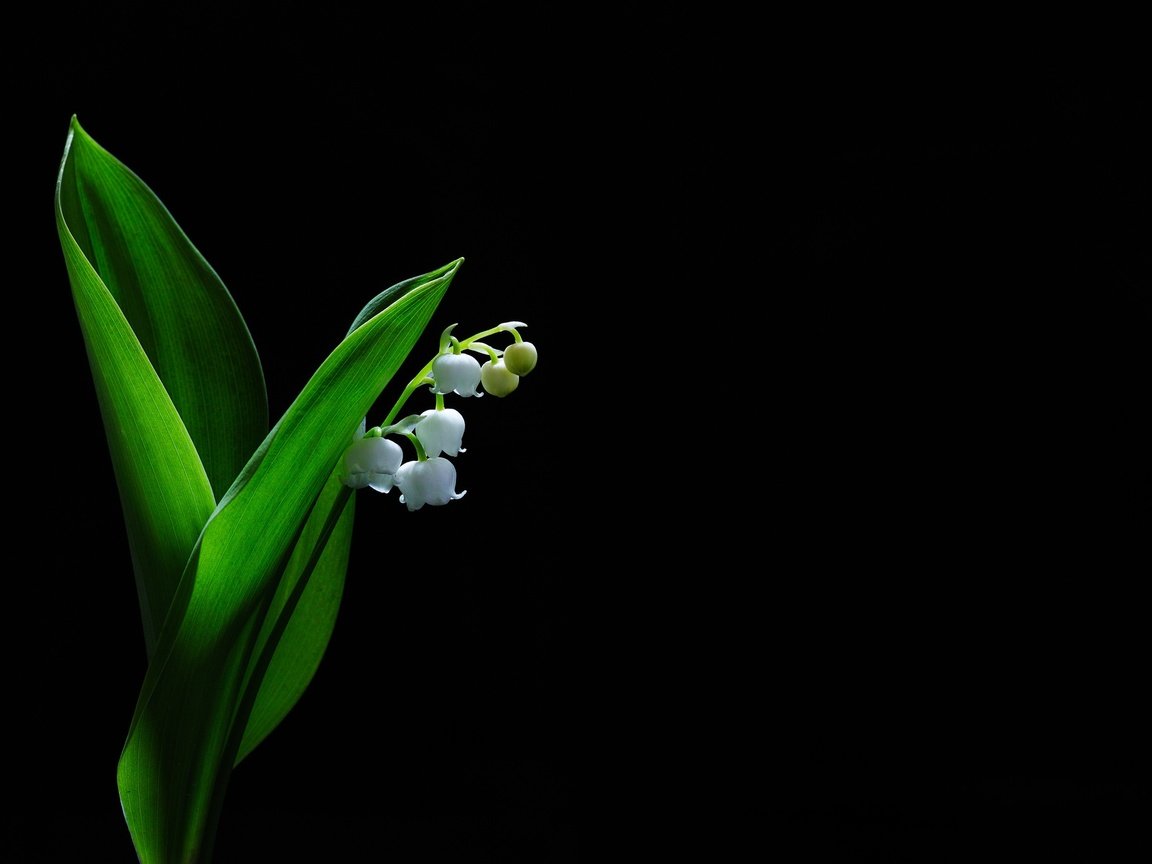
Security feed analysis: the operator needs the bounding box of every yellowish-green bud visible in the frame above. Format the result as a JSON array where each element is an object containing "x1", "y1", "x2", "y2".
[
  {"x1": 503, "y1": 341, "x2": 537, "y2": 376},
  {"x1": 481, "y1": 359, "x2": 519, "y2": 396}
]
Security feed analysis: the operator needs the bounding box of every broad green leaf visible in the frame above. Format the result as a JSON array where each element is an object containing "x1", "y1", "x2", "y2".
[
  {"x1": 56, "y1": 116, "x2": 270, "y2": 656},
  {"x1": 57, "y1": 115, "x2": 457, "y2": 859},
  {"x1": 57, "y1": 117, "x2": 357, "y2": 760},
  {"x1": 60, "y1": 117, "x2": 268, "y2": 503},
  {"x1": 118, "y1": 260, "x2": 460, "y2": 863},
  {"x1": 56, "y1": 126, "x2": 217, "y2": 655}
]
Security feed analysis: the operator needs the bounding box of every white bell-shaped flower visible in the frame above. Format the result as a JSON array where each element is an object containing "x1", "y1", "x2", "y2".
[
  {"x1": 342, "y1": 435, "x2": 403, "y2": 492},
  {"x1": 415, "y1": 408, "x2": 466, "y2": 457},
  {"x1": 431, "y1": 351, "x2": 483, "y2": 397},
  {"x1": 394, "y1": 457, "x2": 466, "y2": 510}
]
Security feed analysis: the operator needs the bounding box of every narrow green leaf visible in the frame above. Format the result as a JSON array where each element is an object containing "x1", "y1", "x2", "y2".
[
  {"x1": 118, "y1": 260, "x2": 460, "y2": 863},
  {"x1": 231, "y1": 268, "x2": 450, "y2": 762},
  {"x1": 237, "y1": 277, "x2": 454, "y2": 763},
  {"x1": 234, "y1": 467, "x2": 353, "y2": 763}
]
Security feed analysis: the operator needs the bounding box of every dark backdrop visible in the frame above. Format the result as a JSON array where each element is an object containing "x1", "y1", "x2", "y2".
[{"x1": 9, "y1": 7, "x2": 1149, "y2": 863}]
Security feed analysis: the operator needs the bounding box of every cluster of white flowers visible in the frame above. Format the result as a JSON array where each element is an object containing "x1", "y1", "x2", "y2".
[{"x1": 341, "y1": 322, "x2": 537, "y2": 510}]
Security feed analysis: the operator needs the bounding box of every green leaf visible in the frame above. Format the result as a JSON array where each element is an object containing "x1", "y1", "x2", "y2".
[
  {"x1": 117, "y1": 260, "x2": 459, "y2": 863},
  {"x1": 60, "y1": 117, "x2": 268, "y2": 503},
  {"x1": 233, "y1": 294, "x2": 408, "y2": 763},
  {"x1": 56, "y1": 121, "x2": 219, "y2": 655},
  {"x1": 234, "y1": 466, "x2": 353, "y2": 763},
  {"x1": 57, "y1": 114, "x2": 458, "y2": 859},
  {"x1": 57, "y1": 116, "x2": 360, "y2": 769}
]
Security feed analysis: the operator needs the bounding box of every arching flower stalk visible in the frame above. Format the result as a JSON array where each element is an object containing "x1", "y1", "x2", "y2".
[{"x1": 340, "y1": 321, "x2": 538, "y2": 510}]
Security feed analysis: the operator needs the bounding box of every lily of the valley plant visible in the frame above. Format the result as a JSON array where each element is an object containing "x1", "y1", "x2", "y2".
[{"x1": 55, "y1": 116, "x2": 537, "y2": 863}]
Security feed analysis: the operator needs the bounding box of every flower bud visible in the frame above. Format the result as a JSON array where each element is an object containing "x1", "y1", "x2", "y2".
[
  {"x1": 502, "y1": 341, "x2": 537, "y2": 376},
  {"x1": 480, "y1": 358, "x2": 519, "y2": 397}
]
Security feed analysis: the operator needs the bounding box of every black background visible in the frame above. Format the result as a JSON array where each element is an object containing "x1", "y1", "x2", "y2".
[{"x1": 9, "y1": 6, "x2": 1149, "y2": 862}]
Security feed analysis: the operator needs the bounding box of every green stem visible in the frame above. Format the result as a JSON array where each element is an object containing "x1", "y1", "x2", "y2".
[
  {"x1": 407, "y1": 431, "x2": 428, "y2": 462},
  {"x1": 382, "y1": 324, "x2": 514, "y2": 426},
  {"x1": 381, "y1": 368, "x2": 434, "y2": 427},
  {"x1": 469, "y1": 340, "x2": 501, "y2": 363},
  {"x1": 458, "y1": 325, "x2": 508, "y2": 348}
]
